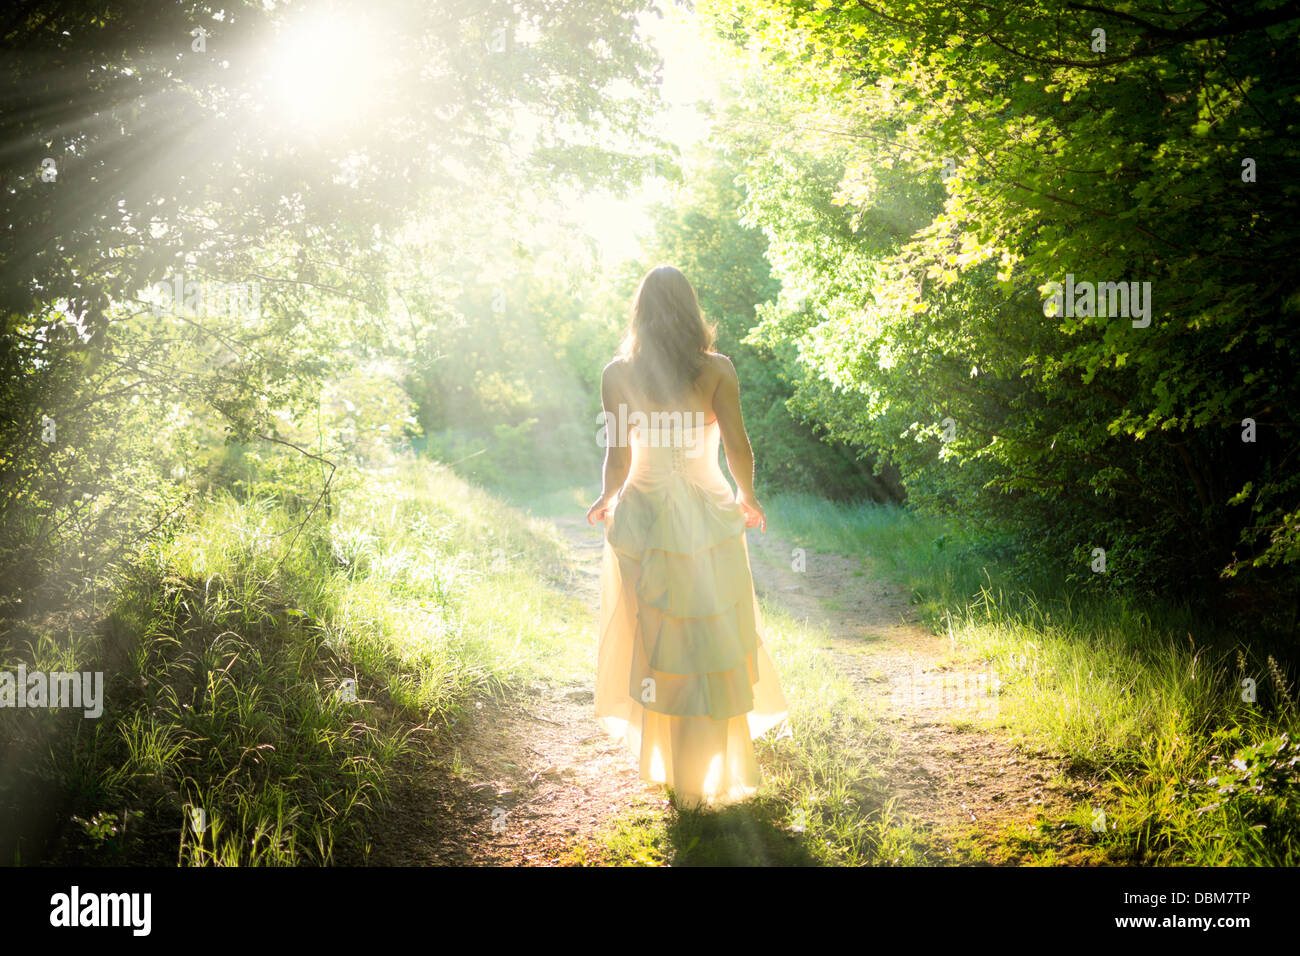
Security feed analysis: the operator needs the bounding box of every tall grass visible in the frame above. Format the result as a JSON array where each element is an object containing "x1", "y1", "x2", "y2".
[
  {"x1": 1, "y1": 456, "x2": 594, "y2": 865},
  {"x1": 766, "y1": 492, "x2": 1300, "y2": 865}
]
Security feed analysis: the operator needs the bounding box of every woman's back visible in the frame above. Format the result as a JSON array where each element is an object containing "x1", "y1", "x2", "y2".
[
  {"x1": 602, "y1": 351, "x2": 725, "y2": 425},
  {"x1": 601, "y1": 352, "x2": 758, "y2": 510}
]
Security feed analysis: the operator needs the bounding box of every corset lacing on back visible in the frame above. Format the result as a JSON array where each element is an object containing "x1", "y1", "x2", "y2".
[{"x1": 626, "y1": 416, "x2": 720, "y2": 485}]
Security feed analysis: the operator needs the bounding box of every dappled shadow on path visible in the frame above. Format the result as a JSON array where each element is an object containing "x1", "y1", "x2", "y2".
[{"x1": 662, "y1": 800, "x2": 821, "y2": 866}]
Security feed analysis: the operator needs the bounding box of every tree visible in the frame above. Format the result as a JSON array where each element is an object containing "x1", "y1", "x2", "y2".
[
  {"x1": 647, "y1": 145, "x2": 898, "y2": 499},
  {"x1": 0, "y1": 0, "x2": 663, "y2": 612},
  {"x1": 699, "y1": 0, "x2": 1300, "y2": 611}
]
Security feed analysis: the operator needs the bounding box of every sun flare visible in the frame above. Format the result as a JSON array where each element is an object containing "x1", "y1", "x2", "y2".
[{"x1": 262, "y1": 11, "x2": 389, "y2": 129}]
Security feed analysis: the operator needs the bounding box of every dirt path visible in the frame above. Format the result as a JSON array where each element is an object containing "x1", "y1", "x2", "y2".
[
  {"x1": 363, "y1": 516, "x2": 1101, "y2": 865},
  {"x1": 358, "y1": 516, "x2": 664, "y2": 866},
  {"x1": 741, "y1": 531, "x2": 1102, "y2": 861}
]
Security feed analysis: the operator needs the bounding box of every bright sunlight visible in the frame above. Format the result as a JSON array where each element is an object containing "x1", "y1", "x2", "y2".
[{"x1": 261, "y1": 8, "x2": 391, "y2": 129}]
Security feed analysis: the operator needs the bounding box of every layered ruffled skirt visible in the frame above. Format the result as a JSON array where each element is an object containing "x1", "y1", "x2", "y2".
[{"x1": 595, "y1": 421, "x2": 790, "y2": 809}]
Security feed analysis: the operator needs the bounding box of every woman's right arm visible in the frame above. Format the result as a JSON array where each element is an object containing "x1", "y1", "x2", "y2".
[
  {"x1": 587, "y1": 361, "x2": 631, "y2": 525},
  {"x1": 712, "y1": 355, "x2": 766, "y2": 532}
]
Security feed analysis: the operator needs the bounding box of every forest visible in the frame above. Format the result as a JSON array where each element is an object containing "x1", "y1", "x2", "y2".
[{"x1": 1, "y1": 0, "x2": 1298, "y2": 876}]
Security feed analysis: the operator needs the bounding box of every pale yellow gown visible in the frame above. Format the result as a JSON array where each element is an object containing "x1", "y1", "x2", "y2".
[{"x1": 595, "y1": 415, "x2": 791, "y2": 809}]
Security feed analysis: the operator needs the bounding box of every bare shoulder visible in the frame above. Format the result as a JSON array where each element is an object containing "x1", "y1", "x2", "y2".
[
  {"x1": 600, "y1": 357, "x2": 630, "y2": 407},
  {"x1": 704, "y1": 351, "x2": 737, "y2": 381},
  {"x1": 601, "y1": 356, "x2": 629, "y2": 384}
]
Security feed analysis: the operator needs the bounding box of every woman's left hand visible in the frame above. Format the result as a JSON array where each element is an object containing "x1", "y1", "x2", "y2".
[{"x1": 586, "y1": 494, "x2": 614, "y2": 525}]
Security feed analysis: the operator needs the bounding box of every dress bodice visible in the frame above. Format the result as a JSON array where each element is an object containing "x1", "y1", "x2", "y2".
[{"x1": 624, "y1": 415, "x2": 726, "y2": 491}]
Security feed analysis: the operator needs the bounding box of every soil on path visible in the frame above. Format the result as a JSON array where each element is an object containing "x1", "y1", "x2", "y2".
[
  {"x1": 361, "y1": 516, "x2": 1103, "y2": 865},
  {"x1": 742, "y1": 530, "x2": 1104, "y2": 862}
]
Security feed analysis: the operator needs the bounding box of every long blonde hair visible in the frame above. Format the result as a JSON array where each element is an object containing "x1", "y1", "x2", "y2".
[{"x1": 616, "y1": 265, "x2": 716, "y2": 404}]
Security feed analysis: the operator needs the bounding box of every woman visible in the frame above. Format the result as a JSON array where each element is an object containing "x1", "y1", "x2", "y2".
[{"x1": 586, "y1": 265, "x2": 791, "y2": 810}]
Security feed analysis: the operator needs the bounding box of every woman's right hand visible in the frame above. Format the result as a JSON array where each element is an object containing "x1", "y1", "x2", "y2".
[
  {"x1": 586, "y1": 493, "x2": 615, "y2": 526},
  {"x1": 737, "y1": 491, "x2": 766, "y2": 532}
]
